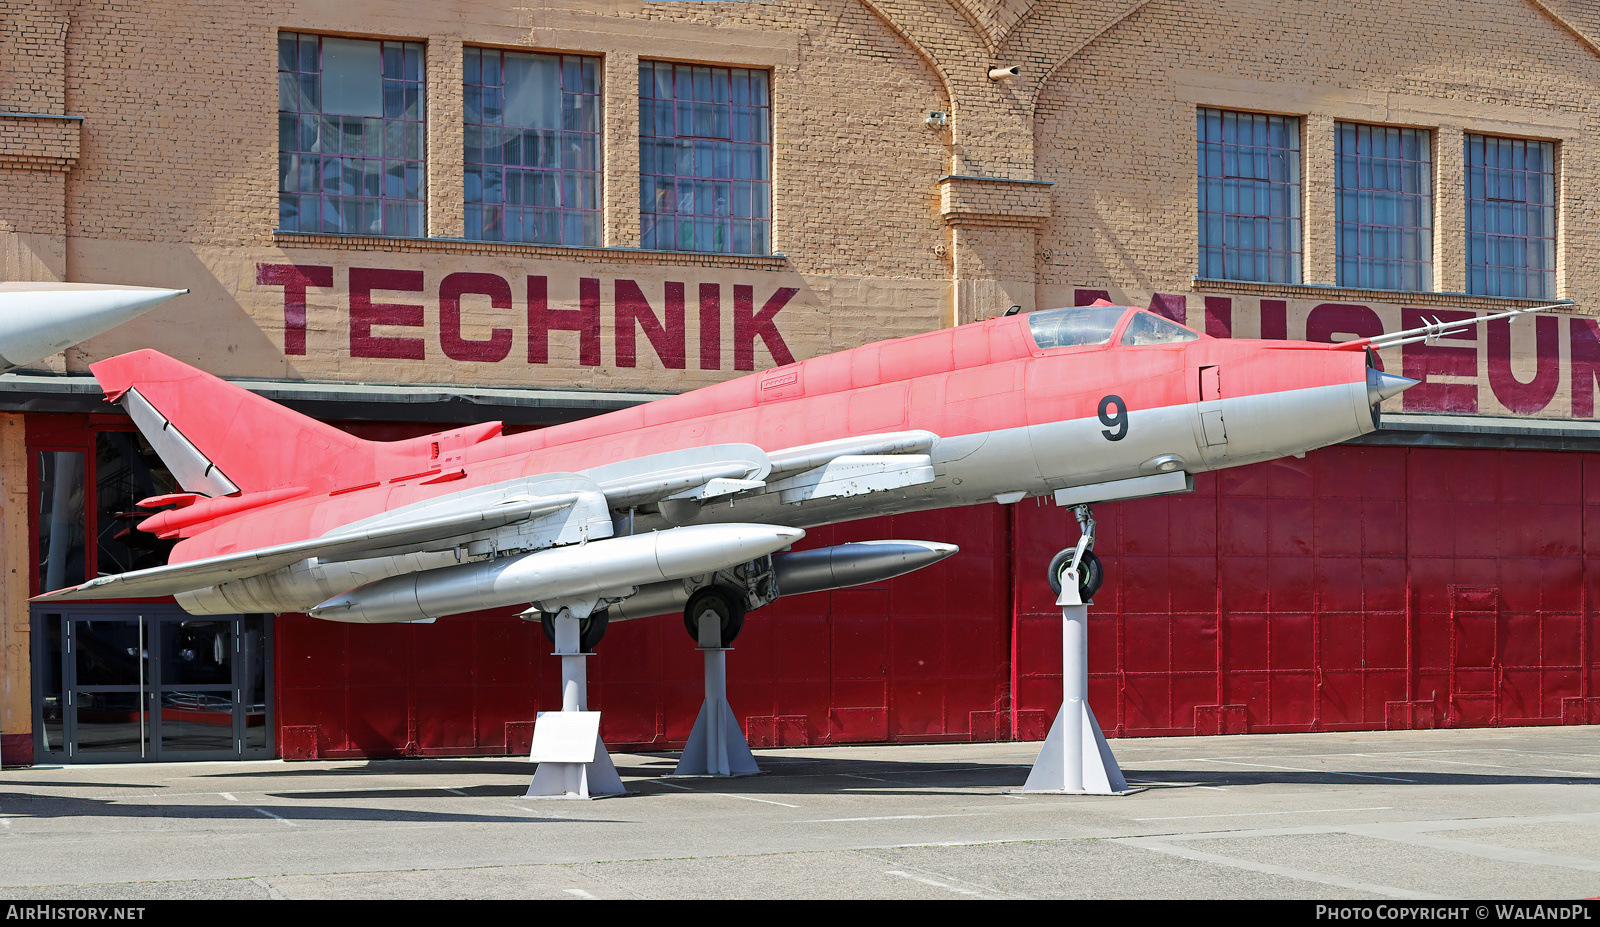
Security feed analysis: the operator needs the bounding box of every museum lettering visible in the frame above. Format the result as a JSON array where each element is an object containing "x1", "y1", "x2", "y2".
[{"x1": 1085, "y1": 288, "x2": 1600, "y2": 420}]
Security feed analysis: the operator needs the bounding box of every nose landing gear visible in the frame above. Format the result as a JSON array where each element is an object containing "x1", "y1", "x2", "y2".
[
  {"x1": 1047, "y1": 548, "x2": 1104, "y2": 603},
  {"x1": 1046, "y1": 504, "x2": 1104, "y2": 603}
]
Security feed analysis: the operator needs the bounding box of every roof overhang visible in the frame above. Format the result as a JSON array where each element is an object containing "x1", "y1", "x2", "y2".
[{"x1": 0, "y1": 372, "x2": 670, "y2": 426}]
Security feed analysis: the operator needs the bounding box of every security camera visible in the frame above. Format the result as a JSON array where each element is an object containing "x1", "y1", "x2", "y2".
[{"x1": 988, "y1": 65, "x2": 1021, "y2": 80}]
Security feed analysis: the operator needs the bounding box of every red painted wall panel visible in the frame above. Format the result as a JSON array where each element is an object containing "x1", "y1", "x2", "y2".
[
  {"x1": 273, "y1": 445, "x2": 1600, "y2": 757},
  {"x1": 1004, "y1": 445, "x2": 1600, "y2": 738}
]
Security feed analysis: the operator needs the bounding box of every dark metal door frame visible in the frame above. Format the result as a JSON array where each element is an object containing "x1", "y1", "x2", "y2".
[{"x1": 32, "y1": 603, "x2": 274, "y2": 763}]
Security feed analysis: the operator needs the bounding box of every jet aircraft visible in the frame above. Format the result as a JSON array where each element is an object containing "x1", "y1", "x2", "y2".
[
  {"x1": 35, "y1": 301, "x2": 1547, "y2": 651},
  {"x1": 0, "y1": 282, "x2": 187, "y2": 373}
]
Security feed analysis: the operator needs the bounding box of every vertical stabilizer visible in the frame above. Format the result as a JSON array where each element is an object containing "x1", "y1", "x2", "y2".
[{"x1": 90, "y1": 350, "x2": 374, "y2": 495}]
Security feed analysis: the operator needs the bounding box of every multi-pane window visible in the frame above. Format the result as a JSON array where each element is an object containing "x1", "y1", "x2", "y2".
[
  {"x1": 1336, "y1": 123, "x2": 1433, "y2": 291},
  {"x1": 639, "y1": 61, "x2": 771, "y2": 254},
  {"x1": 1466, "y1": 135, "x2": 1556, "y2": 298},
  {"x1": 278, "y1": 34, "x2": 425, "y2": 237},
  {"x1": 464, "y1": 48, "x2": 602, "y2": 246},
  {"x1": 1197, "y1": 108, "x2": 1302, "y2": 283}
]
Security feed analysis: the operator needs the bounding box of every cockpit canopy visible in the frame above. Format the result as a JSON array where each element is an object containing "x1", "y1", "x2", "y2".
[
  {"x1": 1119, "y1": 310, "x2": 1202, "y2": 346},
  {"x1": 1027, "y1": 306, "x2": 1201, "y2": 350}
]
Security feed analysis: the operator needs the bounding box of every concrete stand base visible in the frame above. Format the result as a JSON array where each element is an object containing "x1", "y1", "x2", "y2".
[
  {"x1": 1022, "y1": 699, "x2": 1136, "y2": 795},
  {"x1": 527, "y1": 736, "x2": 625, "y2": 799},
  {"x1": 674, "y1": 647, "x2": 759, "y2": 777}
]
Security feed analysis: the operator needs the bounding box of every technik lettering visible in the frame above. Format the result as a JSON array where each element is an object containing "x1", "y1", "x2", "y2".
[{"x1": 257, "y1": 264, "x2": 796, "y2": 371}]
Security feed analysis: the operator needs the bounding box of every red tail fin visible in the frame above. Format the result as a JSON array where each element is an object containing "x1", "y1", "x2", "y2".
[{"x1": 91, "y1": 350, "x2": 376, "y2": 495}]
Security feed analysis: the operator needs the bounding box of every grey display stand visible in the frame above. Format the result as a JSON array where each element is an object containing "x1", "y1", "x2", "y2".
[
  {"x1": 673, "y1": 607, "x2": 759, "y2": 777},
  {"x1": 526, "y1": 613, "x2": 624, "y2": 799},
  {"x1": 1022, "y1": 527, "x2": 1137, "y2": 795}
]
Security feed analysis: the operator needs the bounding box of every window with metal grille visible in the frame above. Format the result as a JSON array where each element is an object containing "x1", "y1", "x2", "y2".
[
  {"x1": 1336, "y1": 123, "x2": 1433, "y2": 292},
  {"x1": 1197, "y1": 108, "x2": 1301, "y2": 283},
  {"x1": 464, "y1": 48, "x2": 601, "y2": 246},
  {"x1": 639, "y1": 61, "x2": 771, "y2": 254},
  {"x1": 1466, "y1": 135, "x2": 1556, "y2": 299},
  {"x1": 277, "y1": 33, "x2": 425, "y2": 237}
]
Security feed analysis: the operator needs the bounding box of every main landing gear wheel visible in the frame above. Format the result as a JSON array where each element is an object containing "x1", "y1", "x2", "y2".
[
  {"x1": 682, "y1": 585, "x2": 746, "y2": 648},
  {"x1": 539, "y1": 608, "x2": 610, "y2": 653},
  {"x1": 1047, "y1": 548, "x2": 1104, "y2": 602}
]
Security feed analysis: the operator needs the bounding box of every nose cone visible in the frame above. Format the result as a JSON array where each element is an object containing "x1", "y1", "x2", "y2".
[
  {"x1": 0, "y1": 284, "x2": 187, "y2": 371},
  {"x1": 1367, "y1": 368, "x2": 1419, "y2": 404},
  {"x1": 307, "y1": 595, "x2": 356, "y2": 621}
]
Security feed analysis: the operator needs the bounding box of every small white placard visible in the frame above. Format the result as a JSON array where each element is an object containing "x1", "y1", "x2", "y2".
[{"x1": 530, "y1": 711, "x2": 601, "y2": 763}]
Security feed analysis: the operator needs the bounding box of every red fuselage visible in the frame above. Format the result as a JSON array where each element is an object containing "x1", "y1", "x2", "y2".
[{"x1": 80, "y1": 306, "x2": 1378, "y2": 617}]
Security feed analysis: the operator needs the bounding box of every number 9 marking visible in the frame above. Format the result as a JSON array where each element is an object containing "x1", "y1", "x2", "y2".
[{"x1": 1098, "y1": 394, "x2": 1128, "y2": 441}]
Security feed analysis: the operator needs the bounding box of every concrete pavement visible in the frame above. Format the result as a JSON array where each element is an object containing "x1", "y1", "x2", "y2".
[{"x1": 2, "y1": 726, "x2": 1598, "y2": 899}]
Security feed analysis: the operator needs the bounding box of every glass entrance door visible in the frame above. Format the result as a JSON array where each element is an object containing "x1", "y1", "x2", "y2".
[
  {"x1": 69, "y1": 615, "x2": 152, "y2": 759},
  {"x1": 33, "y1": 605, "x2": 273, "y2": 763}
]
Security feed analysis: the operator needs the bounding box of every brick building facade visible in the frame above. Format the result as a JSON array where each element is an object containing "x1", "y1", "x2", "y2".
[{"x1": 4, "y1": 0, "x2": 1600, "y2": 763}]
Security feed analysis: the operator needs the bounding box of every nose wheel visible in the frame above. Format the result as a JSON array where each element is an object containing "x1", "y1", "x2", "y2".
[
  {"x1": 1048, "y1": 548, "x2": 1104, "y2": 602},
  {"x1": 1047, "y1": 503, "x2": 1105, "y2": 602}
]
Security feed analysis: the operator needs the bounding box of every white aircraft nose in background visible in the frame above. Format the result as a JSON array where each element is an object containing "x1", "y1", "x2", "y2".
[{"x1": 0, "y1": 282, "x2": 187, "y2": 372}]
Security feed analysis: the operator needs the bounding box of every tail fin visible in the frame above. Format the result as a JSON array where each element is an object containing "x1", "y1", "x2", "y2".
[{"x1": 91, "y1": 350, "x2": 373, "y2": 496}]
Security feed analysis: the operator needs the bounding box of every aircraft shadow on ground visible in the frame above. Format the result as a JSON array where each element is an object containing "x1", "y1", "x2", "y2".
[
  {"x1": 192, "y1": 759, "x2": 541, "y2": 778},
  {"x1": 0, "y1": 791, "x2": 623, "y2": 825},
  {"x1": 5, "y1": 755, "x2": 1590, "y2": 818},
  {"x1": 0, "y1": 780, "x2": 172, "y2": 790},
  {"x1": 644, "y1": 766, "x2": 1597, "y2": 796}
]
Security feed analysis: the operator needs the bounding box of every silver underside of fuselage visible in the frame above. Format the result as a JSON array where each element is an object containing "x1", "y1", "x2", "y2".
[{"x1": 175, "y1": 379, "x2": 1373, "y2": 617}]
